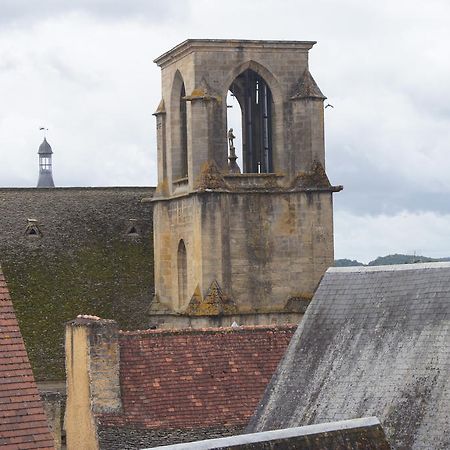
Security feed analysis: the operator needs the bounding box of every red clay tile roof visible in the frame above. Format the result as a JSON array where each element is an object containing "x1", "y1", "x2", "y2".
[
  {"x1": 99, "y1": 325, "x2": 296, "y2": 430},
  {"x1": 0, "y1": 269, "x2": 54, "y2": 450}
]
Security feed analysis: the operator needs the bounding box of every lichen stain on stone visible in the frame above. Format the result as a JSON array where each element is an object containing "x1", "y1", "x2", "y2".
[
  {"x1": 293, "y1": 161, "x2": 331, "y2": 189},
  {"x1": 273, "y1": 198, "x2": 296, "y2": 236},
  {"x1": 285, "y1": 294, "x2": 313, "y2": 313},
  {"x1": 185, "y1": 280, "x2": 237, "y2": 316},
  {"x1": 155, "y1": 178, "x2": 169, "y2": 196},
  {"x1": 195, "y1": 161, "x2": 228, "y2": 190}
]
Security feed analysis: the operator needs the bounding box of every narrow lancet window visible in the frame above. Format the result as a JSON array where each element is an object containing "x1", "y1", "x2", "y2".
[
  {"x1": 179, "y1": 84, "x2": 188, "y2": 179},
  {"x1": 177, "y1": 240, "x2": 187, "y2": 309}
]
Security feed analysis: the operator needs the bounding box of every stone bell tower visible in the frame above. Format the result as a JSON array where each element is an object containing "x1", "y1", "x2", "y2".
[{"x1": 150, "y1": 39, "x2": 341, "y2": 327}]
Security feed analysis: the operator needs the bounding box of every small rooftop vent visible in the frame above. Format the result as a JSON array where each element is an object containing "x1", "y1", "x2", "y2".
[
  {"x1": 25, "y1": 219, "x2": 42, "y2": 237},
  {"x1": 126, "y1": 219, "x2": 140, "y2": 237}
]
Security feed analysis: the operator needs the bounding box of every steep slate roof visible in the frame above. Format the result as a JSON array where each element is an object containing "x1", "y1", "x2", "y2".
[
  {"x1": 0, "y1": 187, "x2": 155, "y2": 380},
  {"x1": 98, "y1": 325, "x2": 296, "y2": 430},
  {"x1": 248, "y1": 263, "x2": 450, "y2": 450},
  {"x1": 0, "y1": 268, "x2": 54, "y2": 450},
  {"x1": 37, "y1": 138, "x2": 52, "y2": 155}
]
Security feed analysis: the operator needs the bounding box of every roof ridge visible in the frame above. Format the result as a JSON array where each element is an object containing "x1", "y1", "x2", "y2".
[{"x1": 119, "y1": 324, "x2": 297, "y2": 336}]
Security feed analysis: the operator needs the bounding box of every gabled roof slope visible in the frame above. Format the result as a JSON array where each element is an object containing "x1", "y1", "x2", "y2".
[
  {"x1": 0, "y1": 268, "x2": 54, "y2": 449},
  {"x1": 99, "y1": 325, "x2": 296, "y2": 430},
  {"x1": 248, "y1": 263, "x2": 450, "y2": 450}
]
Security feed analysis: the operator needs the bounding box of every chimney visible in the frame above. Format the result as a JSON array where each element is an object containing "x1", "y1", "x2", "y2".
[{"x1": 65, "y1": 316, "x2": 122, "y2": 450}]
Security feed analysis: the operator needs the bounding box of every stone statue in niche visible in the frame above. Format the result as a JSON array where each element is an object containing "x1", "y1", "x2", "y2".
[
  {"x1": 228, "y1": 128, "x2": 235, "y2": 149},
  {"x1": 227, "y1": 128, "x2": 241, "y2": 174}
]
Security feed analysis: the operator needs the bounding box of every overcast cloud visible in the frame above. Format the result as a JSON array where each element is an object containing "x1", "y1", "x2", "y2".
[
  {"x1": 0, "y1": 0, "x2": 449, "y2": 262},
  {"x1": 0, "y1": 0, "x2": 187, "y2": 23}
]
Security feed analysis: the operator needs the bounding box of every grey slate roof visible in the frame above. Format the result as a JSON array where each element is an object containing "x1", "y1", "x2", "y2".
[
  {"x1": 38, "y1": 137, "x2": 53, "y2": 154},
  {"x1": 248, "y1": 263, "x2": 450, "y2": 450}
]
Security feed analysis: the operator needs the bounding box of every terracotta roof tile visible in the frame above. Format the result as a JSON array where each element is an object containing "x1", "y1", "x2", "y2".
[
  {"x1": 0, "y1": 269, "x2": 54, "y2": 450},
  {"x1": 99, "y1": 324, "x2": 296, "y2": 431}
]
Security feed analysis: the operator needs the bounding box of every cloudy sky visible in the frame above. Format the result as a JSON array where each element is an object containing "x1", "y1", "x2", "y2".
[{"x1": 1, "y1": 0, "x2": 449, "y2": 263}]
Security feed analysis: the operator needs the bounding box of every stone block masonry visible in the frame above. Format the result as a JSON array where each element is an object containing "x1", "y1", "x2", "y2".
[{"x1": 152, "y1": 40, "x2": 342, "y2": 326}]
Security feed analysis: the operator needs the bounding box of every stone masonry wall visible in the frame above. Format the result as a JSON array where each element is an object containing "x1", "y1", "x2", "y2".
[{"x1": 153, "y1": 190, "x2": 333, "y2": 314}]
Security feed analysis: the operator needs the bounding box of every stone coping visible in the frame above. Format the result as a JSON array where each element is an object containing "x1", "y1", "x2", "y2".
[
  {"x1": 154, "y1": 39, "x2": 316, "y2": 68},
  {"x1": 119, "y1": 323, "x2": 297, "y2": 336},
  {"x1": 147, "y1": 417, "x2": 381, "y2": 450}
]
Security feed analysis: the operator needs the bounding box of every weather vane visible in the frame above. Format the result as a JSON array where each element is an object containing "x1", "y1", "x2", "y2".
[{"x1": 39, "y1": 127, "x2": 48, "y2": 138}]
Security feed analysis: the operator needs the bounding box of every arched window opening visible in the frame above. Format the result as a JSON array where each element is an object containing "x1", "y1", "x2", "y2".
[
  {"x1": 179, "y1": 83, "x2": 188, "y2": 179},
  {"x1": 227, "y1": 69, "x2": 273, "y2": 173},
  {"x1": 177, "y1": 240, "x2": 187, "y2": 309},
  {"x1": 171, "y1": 71, "x2": 189, "y2": 182}
]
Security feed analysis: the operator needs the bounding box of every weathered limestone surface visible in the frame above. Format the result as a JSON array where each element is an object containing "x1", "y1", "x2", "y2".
[
  {"x1": 248, "y1": 263, "x2": 450, "y2": 450},
  {"x1": 153, "y1": 39, "x2": 327, "y2": 190},
  {"x1": 152, "y1": 40, "x2": 341, "y2": 325},
  {"x1": 153, "y1": 190, "x2": 333, "y2": 319}
]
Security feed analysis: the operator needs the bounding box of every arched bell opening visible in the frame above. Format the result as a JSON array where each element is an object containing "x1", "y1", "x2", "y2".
[
  {"x1": 39, "y1": 155, "x2": 52, "y2": 173},
  {"x1": 227, "y1": 69, "x2": 274, "y2": 174},
  {"x1": 226, "y1": 90, "x2": 243, "y2": 172}
]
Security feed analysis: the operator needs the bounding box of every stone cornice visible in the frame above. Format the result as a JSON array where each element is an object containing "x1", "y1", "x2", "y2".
[
  {"x1": 151, "y1": 185, "x2": 343, "y2": 202},
  {"x1": 154, "y1": 39, "x2": 316, "y2": 68}
]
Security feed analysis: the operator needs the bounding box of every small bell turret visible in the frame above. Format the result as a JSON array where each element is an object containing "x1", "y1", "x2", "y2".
[{"x1": 37, "y1": 137, "x2": 55, "y2": 188}]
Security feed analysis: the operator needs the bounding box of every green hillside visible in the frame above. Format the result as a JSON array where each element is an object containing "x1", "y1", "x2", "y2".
[{"x1": 335, "y1": 253, "x2": 450, "y2": 267}]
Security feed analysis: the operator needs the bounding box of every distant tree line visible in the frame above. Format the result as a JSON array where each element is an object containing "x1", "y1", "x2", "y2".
[{"x1": 335, "y1": 253, "x2": 450, "y2": 267}]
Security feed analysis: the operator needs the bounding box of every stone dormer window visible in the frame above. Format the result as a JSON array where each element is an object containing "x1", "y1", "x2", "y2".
[
  {"x1": 126, "y1": 219, "x2": 140, "y2": 237},
  {"x1": 25, "y1": 219, "x2": 42, "y2": 237}
]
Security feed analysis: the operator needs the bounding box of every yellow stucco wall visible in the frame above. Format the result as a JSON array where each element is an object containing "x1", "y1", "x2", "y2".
[{"x1": 65, "y1": 325, "x2": 99, "y2": 450}]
